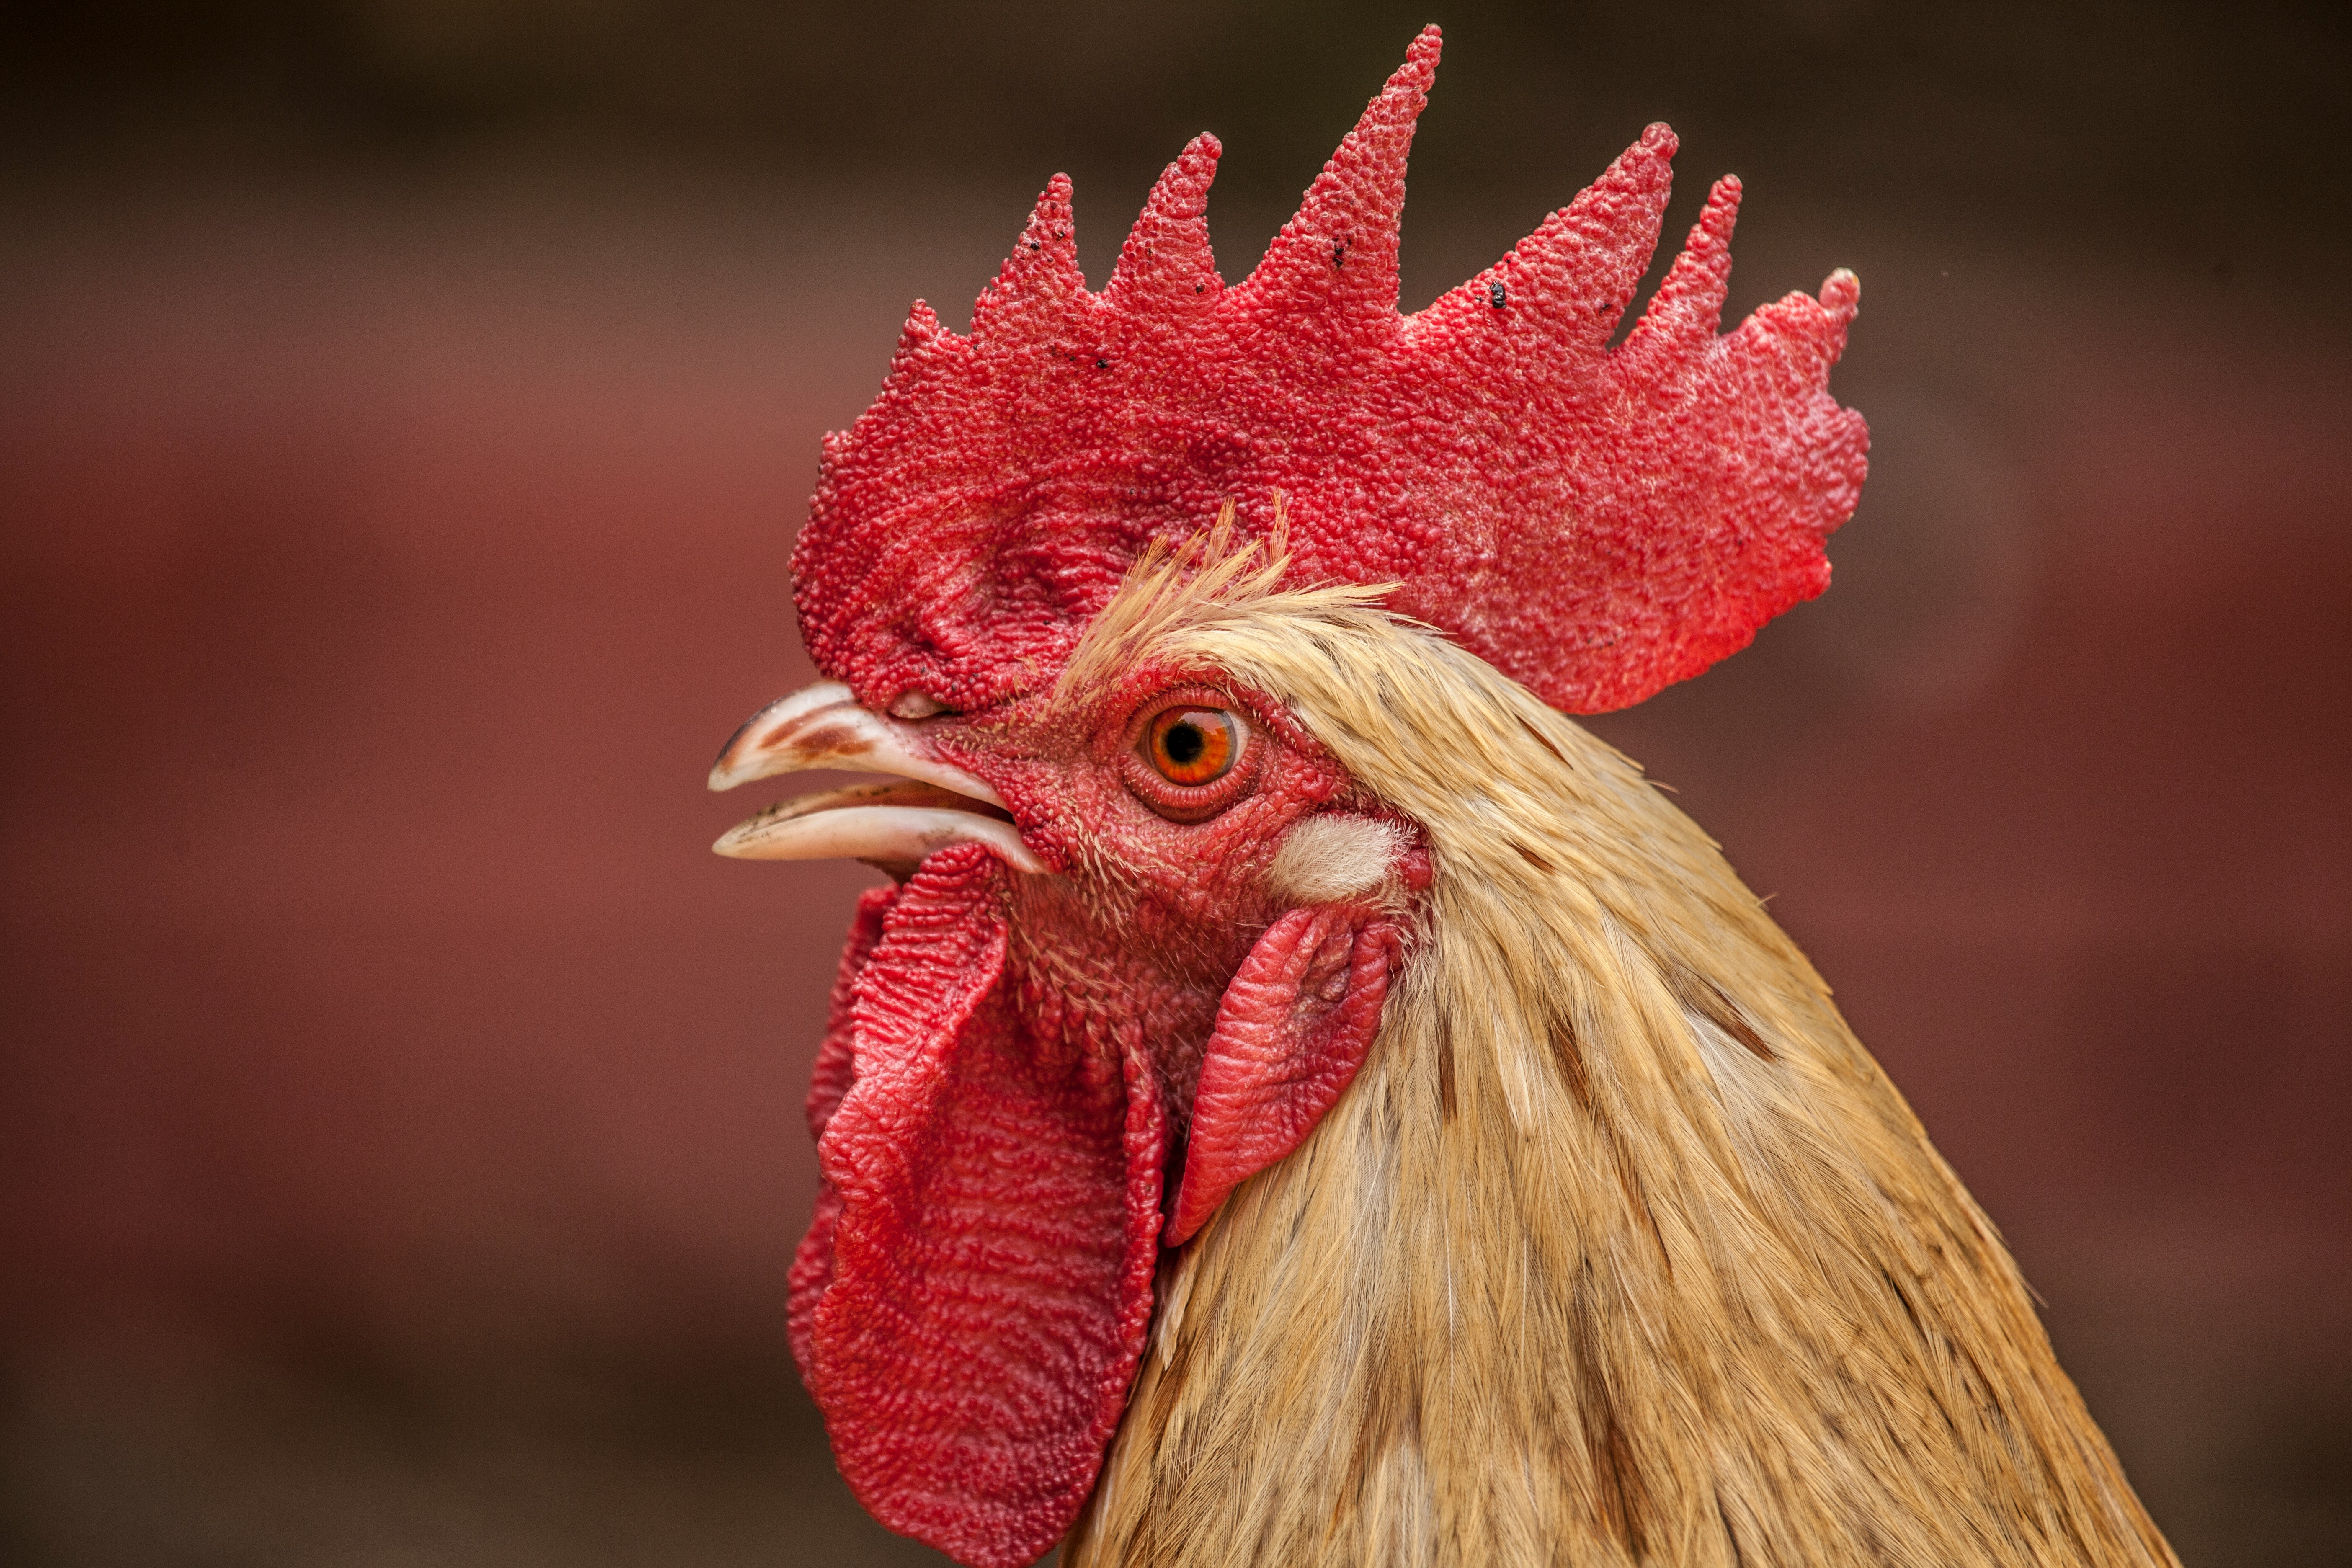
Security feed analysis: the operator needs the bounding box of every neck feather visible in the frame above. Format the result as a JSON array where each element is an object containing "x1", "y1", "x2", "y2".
[{"x1": 1066, "y1": 604, "x2": 2172, "y2": 1568}]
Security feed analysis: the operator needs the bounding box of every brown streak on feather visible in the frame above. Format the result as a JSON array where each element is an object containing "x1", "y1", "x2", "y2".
[
  {"x1": 1610, "y1": 1126, "x2": 1672, "y2": 1274},
  {"x1": 1546, "y1": 1009, "x2": 1591, "y2": 1110},
  {"x1": 1881, "y1": 1264, "x2": 1927, "y2": 1344},
  {"x1": 1436, "y1": 1015, "x2": 1457, "y2": 1121},
  {"x1": 1516, "y1": 711, "x2": 1571, "y2": 767},
  {"x1": 1671, "y1": 963, "x2": 1777, "y2": 1062},
  {"x1": 1574, "y1": 1280, "x2": 1652, "y2": 1558},
  {"x1": 1342, "y1": 1327, "x2": 1422, "y2": 1540},
  {"x1": 1718, "y1": 1492, "x2": 1749, "y2": 1568}
]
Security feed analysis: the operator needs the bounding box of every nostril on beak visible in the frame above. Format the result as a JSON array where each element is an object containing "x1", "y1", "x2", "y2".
[
  {"x1": 890, "y1": 691, "x2": 949, "y2": 720},
  {"x1": 706, "y1": 680, "x2": 1011, "y2": 809}
]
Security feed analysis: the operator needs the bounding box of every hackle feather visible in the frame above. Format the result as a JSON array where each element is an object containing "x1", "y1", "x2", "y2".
[{"x1": 1062, "y1": 557, "x2": 2175, "y2": 1568}]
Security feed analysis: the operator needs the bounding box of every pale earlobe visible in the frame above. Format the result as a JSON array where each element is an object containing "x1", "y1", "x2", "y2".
[{"x1": 1267, "y1": 814, "x2": 1407, "y2": 903}]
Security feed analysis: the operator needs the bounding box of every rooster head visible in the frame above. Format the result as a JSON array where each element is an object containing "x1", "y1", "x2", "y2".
[{"x1": 709, "y1": 24, "x2": 1864, "y2": 1567}]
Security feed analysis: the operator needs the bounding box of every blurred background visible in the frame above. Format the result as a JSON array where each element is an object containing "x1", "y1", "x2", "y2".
[{"x1": 3, "y1": 2, "x2": 2347, "y2": 1563}]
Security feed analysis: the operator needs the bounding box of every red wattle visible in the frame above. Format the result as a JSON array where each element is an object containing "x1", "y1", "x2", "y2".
[
  {"x1": 796, "y1": 845, "x2": 1164, "y2": 1568},
  {"x1": 1168, "y1": 905, "x2": 1401, "y2": 1245},
  {"x1": 786, "y1": 884, "x2": 895, "y2": 1382}
]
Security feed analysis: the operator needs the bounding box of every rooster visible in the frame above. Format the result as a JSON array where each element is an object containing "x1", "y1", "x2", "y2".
[{"x1": 707, "y1": 27, "x2": 2177, "y2": 1568}]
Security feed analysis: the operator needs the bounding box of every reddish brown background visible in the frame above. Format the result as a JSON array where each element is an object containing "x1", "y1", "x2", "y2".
[{"x1": 4, "y1": 3, "x2": 2348, "y2": 1563}]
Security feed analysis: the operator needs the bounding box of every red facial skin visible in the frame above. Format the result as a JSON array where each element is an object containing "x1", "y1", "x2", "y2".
[
  {"x1": 979, "y1": 674, "x2": 1350, "y2": 993},
  {"x1": 773, "y1": 23, "x2": 1864, "y2": 1565},
  {"x1": 788, "y1": 665, "x2": 1398, "y2": 1568},
  {"x1": 921, "y1": 667, "x2": 1379, "y2": 1149}
]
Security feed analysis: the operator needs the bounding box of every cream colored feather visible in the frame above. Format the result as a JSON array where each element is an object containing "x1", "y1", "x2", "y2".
[{"x1": 1060, "y1": 540, "x2": 2176, "y2": 1568}]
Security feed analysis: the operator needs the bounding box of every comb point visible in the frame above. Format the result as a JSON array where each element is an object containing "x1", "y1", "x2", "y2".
[
  {"x1": 1236, "y1": 25, "x2": 1442, "y2": 322},
  {"x1": 1107, "y1": 133, "x2": 1224, "y2": 310}
]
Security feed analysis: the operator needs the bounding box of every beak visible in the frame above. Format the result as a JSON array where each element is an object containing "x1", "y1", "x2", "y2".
[{"x1": 707, "y1": 681, "x2": 1044, "y2": 874}]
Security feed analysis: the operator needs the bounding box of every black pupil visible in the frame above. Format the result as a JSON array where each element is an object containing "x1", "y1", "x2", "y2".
[{"x1": 1164, "y1": 720, "x2": 1206, "y2": 766}]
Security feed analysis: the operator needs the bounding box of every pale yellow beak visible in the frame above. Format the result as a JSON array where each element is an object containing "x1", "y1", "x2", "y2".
[{"x1": 707, "y1": 681, "x2": 1044, "y2": 874}]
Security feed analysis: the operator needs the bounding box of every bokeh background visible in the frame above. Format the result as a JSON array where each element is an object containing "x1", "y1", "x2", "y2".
[{"x1": 4, "y1": 3, "x2": 2347, "y2": 1563}]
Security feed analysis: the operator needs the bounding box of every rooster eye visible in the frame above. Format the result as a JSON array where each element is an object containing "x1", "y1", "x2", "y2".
[{"x1": 1144, "y1": 706, "x2": 1243, "y2": 787}]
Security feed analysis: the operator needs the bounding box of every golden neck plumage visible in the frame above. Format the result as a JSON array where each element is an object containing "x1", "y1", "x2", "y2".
[{"x1": 1063, "y1": 585, "x2": 2174, "y2": 1568}]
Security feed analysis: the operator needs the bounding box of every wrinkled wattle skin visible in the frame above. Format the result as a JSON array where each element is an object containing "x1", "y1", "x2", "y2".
[
  {"x1": 789, "y1": 847, "x2": 1158, "y2": 1555},
  {"x1": 1168, "y1": 905, "x2": 1401, "y2": 1245},
  {"x1": 774, "y1": 23, "x2": 1867, "y2": 1568},
  {"x1": 784, "y1": 682, "x2": 1394, "y2": 1567}
]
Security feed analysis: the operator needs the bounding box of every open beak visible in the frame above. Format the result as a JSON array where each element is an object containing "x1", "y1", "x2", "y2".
[{"x1": 707, "y1": 681, "x2": 1044, "y2": 874}]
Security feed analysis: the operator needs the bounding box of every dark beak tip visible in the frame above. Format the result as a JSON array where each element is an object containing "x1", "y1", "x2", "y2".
[{"x1": 709, "y1": 712, "x2": 769, "y2": 787}]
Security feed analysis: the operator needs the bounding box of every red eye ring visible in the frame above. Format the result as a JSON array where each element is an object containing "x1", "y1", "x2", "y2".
[
  {"x1": 1145, "y1": 706, "x2": 1242, "y2": 787},
  {"x1": 1122, "y1": 693, "x2": 1260, "y2": 823}
]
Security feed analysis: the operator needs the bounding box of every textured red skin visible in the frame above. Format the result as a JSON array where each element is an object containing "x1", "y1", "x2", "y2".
[
  {"x1": 790, "y1": 23, "x2": 1867, "y2": 722},
  {"x1": 799, "y1": 845, "x2": 1163, "y2": 1568},
  {"x1": 779, "y1": 24, "x2": 1870, "y2": 1564},
  {"x1": 785, "y1": 883, "x2": 892, "y2": 1381},
  {"x1": 1167, "y1": 906, "x2": 1400, "y2": 1245},
  {"x1": 785, "y1": 684, "x2": 1373, "y2": 1563}
]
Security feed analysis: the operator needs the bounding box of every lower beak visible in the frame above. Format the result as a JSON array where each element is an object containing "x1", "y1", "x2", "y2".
[{"x1": 706, "y1": 681, "x2": 1043, "y2": 874}]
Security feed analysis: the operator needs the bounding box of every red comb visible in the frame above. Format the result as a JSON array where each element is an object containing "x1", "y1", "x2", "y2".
[{"x1": 792, "y1": 22, "x2": 1867, "y2": 714}]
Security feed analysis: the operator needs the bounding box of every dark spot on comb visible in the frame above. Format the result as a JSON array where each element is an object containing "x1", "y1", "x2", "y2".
[
  {"x1": 1490, "y1": 281, "x2": 1508, "y2": 309},
  {"x1": 1095, "y1": 358, "x2": 1109, "y2": 370},
  {"x1": 1331, "y1": 237, "x2": 1348, "y2": 270},
  {"x1": 1194, "y1": 282, "x2": 1206, "y2": 294}
]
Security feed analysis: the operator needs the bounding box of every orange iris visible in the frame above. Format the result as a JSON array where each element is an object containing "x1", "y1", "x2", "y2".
[{"x1": 1145, "y1": 707, "x2": 1240, "y2": 786}]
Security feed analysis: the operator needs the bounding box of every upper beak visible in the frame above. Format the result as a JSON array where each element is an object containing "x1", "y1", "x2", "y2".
[{"x1": 707, "y1": 681, "x2": 1044, "y2": 874}]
